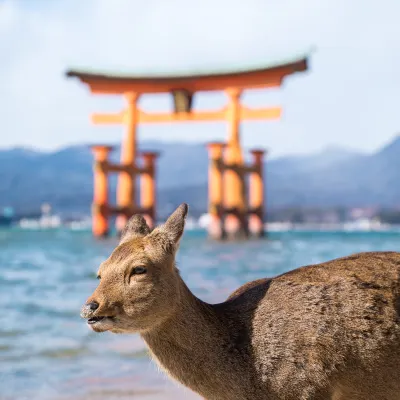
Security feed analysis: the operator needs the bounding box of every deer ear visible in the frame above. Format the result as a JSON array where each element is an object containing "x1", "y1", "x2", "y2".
[
  {"x1": 160, "y1": 203, "x2": 188, "y2": 246},
  {"x1": 120, "y1": 214, "x2": 151, "y2": 244}
]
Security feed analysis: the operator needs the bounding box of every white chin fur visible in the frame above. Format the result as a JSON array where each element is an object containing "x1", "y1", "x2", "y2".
[{"x1": 88, "y1": 318, "x2": 115, "y2": 332}]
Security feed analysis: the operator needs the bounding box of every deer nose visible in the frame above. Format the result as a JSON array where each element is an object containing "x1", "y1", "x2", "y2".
[
  {"x1": 87, "y1": 301, "x2": 99, "y2": 311},
  {"x1": 80, "y1": 301, "x2": 99, "y2": 318}
]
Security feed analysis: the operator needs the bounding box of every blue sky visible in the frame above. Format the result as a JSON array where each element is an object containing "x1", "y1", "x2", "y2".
[{"x1": 1, "y1": 0, "x2": 399, "y2": 157}]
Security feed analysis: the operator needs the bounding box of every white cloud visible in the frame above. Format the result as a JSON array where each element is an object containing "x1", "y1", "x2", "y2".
[{"x1": 0, "y1": 0, "x2": 400, "y2": 156}]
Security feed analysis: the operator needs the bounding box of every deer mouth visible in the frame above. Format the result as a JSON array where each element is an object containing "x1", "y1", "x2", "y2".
[{"x1": 87, "y1": 316, "x2": 114, "y2": 325}]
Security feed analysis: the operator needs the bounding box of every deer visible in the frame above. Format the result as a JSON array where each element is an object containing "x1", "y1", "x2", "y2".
[{"x1": 81, "y1": 203, "x2": 400, "y2": 400}]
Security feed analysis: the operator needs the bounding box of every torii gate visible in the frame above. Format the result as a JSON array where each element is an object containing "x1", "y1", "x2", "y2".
[{"x1": 66, "y1": 55, "x2": 308, "y2": 239}]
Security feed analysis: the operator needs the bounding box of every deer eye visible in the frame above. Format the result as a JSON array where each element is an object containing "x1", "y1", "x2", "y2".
[{"x1": 131, "y1": 266, "x2": 147, "y2": 275}]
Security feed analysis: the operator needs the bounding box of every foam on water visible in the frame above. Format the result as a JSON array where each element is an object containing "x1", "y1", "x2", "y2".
[{"x1": 0, "y1": 229, "x2": 399, "y2": 399}]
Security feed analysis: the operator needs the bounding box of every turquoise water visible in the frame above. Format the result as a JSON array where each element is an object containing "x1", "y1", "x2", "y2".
[{"x1": 1, "y1": 229, "x2": 400, "y2": 399}]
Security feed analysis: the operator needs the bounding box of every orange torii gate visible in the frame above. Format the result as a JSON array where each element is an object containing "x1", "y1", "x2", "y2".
[{"x1": 66, "y1": 55, "x2": 308, "y2": 239}]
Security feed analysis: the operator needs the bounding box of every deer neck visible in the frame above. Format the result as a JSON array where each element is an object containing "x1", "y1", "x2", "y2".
[{"x1": 141, "y1": 278, "x2": 253, "y2": 399}]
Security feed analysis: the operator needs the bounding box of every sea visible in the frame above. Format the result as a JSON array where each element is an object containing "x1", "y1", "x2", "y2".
[{"x1": 1, "y1": 228, "x2": 399, "y2": 400}]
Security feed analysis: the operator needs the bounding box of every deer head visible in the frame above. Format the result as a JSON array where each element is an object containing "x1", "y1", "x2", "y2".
[{"x1": 80, "y1": 203, "x2": 188, "y2": 333}]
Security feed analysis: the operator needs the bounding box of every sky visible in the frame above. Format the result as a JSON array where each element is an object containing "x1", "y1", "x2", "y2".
[{"x1": 1, "y1": 0, "x2": 400, "y2": 157}]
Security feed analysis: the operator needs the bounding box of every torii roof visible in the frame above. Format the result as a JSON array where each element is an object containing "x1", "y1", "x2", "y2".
[{"x1": 66, "y1": 51, "x2": 311, "y2": 94}]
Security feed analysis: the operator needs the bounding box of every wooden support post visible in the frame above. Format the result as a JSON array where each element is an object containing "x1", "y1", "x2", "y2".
[
  {"x1": 140, "y1": 152, "x2": 158, "y2": 229},
  {"x1": 223, "y1": 88, "x2": 248, "y2": 239},
  {"x1": 249, "y1": 149, "x2": 266, "y2": 238},
  {"x1": 91, "y1": 145, "x2": 113, "y2": 237},
  {"x1": 207, "y1": 142, "x2": 225, "y2": 239},
  {"x1": 116, "y1": 92, "x2": 140, "y2": 232}
]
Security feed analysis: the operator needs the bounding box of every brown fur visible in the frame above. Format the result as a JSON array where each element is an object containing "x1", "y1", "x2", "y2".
[{"x1": 81, "y1": 204, "x2": 400, "y2": 400}]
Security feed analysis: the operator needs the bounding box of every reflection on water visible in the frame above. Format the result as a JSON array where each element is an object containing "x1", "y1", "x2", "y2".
[{"x1": 0, "y1": 229, "x2": 399, "y2": 399}]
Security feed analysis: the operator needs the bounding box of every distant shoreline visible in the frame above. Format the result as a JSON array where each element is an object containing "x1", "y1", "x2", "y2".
[{"x1": 2, "y1": 224, "x2": 400, "y2": 234}]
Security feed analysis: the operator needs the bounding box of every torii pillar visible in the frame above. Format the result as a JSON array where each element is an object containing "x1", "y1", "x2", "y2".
[
  {"x1": 116, "y1": 93, "x2": 140, "y2": 231},
  {"x1": 249, "y1": 149, "x2": 266, "y2": 238},
  {"x1": 207, "y1": 142, "x2": 225, "y2": 239},
  {"x1": 140, "y1": 151, "x2": 158, "y2": 228},
  {"x1": 224, "y1": 88, "x2": 247, "y2": 239},
  {"x1": 91, "y1": 145, "x2": 113, "y2": 237}
]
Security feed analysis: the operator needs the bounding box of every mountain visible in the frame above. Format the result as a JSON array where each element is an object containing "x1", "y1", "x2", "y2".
[
  {"x1": 1, "y1": 136, "x2": 400, "y2": 216},
  {"x1": 265, "y1": 137, "x2": 400, "y2": 209},
  {"x1": 0, "y1": 141, "x2": 209, "y2": 215}
]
